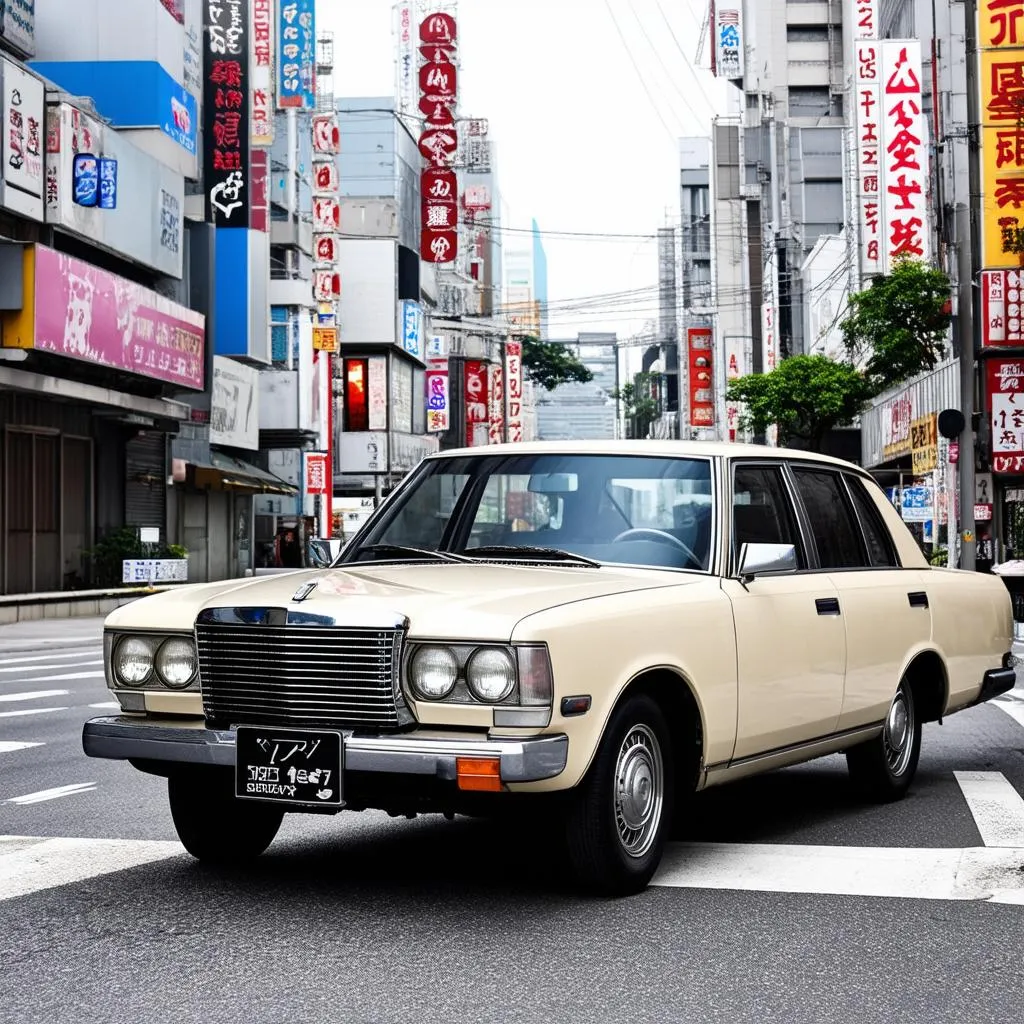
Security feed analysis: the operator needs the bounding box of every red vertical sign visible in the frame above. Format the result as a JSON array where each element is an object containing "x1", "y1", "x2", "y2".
[
  {"x1": 688, "y1": 327, "x2": 715, "y2": 428},
  {"x1": 464, "y1": 360, "x2": 489, "y2": 446}
]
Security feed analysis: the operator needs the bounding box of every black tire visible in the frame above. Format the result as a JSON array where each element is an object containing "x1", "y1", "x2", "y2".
[
  {"x1": 563, "y1": 693, "x2": 675, "y2": 897},
  {"x1": 168, "y1": 769, "x2": 285, "y2": 864},
  {"x1": 846, "y1": 678, "x2": 921, "y2": 802}
]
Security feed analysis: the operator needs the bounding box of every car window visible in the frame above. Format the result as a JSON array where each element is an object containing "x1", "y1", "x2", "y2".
[
  {"x1": 468, "y1": 474, "x2": 565, "y2": 545},
  {"x1": 846, "y1": 475, "x2": 899, "y2": 567},
  {"x1": 369, "y1": 472, "x2": 471, "y2": 549},
  {"x1": 732, "y1": 465, "x2": 806, "y2": 568},
  {"x1": 791, "y1": 468, "x2": 868, "y2": 569}
]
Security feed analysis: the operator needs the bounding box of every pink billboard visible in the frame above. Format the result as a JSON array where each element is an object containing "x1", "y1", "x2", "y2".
[{"x1": 30, "y1": 245, "x2": 205, "y2": 389}]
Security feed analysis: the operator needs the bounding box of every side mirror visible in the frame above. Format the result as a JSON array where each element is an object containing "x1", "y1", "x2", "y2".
[
  {"x1": 736, "y1": 542, "x2": 798, "y2": 582},
  {"x1": 308, "y1": 539, "x2": 343, "y2": 567}
]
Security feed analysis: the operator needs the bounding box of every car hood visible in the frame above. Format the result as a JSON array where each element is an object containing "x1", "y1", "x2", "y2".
[{"x1": 105, "y1": 562, "x2": 703, "y2": 640}]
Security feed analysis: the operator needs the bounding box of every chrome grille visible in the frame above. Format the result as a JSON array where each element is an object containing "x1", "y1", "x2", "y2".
[{"x1": 197, "y1": 621, "x2": 404, "y2": 730}]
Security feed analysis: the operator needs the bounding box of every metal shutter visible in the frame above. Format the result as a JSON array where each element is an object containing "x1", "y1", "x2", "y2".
[{"x1": 124, "y1": 432, "x2": 167, "y2": 533}]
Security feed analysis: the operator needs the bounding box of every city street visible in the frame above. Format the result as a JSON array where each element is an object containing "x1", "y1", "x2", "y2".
[{"x1": 0, "y1": 618, "x2": 1022, "y2": 1023}]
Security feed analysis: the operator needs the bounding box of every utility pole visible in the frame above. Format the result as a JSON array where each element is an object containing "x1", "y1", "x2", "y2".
[{"x1": 960, "y1": 0, "x2": 981, "y2": 571}]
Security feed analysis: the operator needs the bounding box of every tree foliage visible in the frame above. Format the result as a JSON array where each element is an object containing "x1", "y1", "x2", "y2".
[
  {"x1": 611, "y1": 373, "x2": 659, "y2": 439},
  {"x1": 726, "y1": 355, "x2": 871, "y2": 446},
  {"x1": 518, "y1": 335, "x2": 594, "y2": 391},
  {"x1": 840, "y1": 257, "x2": 952, "y2": 393},
  {"x1": 726, "y1": 259, "x2": 952, "y2": 447}
]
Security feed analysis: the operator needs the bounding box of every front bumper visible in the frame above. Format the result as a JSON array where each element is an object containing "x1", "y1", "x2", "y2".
[{"x1": 82, "y1": 716, "x2": 568, "y2": 785}]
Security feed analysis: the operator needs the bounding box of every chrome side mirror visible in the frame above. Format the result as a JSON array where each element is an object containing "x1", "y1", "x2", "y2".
[
  {"x1": 308, "y1": 538, "x2": 344, "y2": 567},
  {"x1": 736, "y1": 542, "x2": 798, "y2": 583}
]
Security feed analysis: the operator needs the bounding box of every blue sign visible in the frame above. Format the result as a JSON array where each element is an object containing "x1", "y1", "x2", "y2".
[
  {"x1": 900, "y1": 485, "x2": 934, "y2": 523},
  {"x1": 72, "y1": 154, "x2": 99, "y2": 207},
  {"x1": 278, "y1": 0, "x2": 316, "y2": 111},
  {"x1": 401, "y1": 301, "x2": 422, "y2": 360},
  {"x1": 99, "y1": 158, "x2": 118, "y2": 210}
]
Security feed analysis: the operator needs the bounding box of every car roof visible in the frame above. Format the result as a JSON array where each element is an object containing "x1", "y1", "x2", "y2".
[{"x1": 429, "y1": 439, "x2": 864, "y2": 473}]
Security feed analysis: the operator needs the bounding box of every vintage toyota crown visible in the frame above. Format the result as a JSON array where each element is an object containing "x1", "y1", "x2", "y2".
[{"x1": 83, "y1": 441, "x2": 1016, "y2": 895}]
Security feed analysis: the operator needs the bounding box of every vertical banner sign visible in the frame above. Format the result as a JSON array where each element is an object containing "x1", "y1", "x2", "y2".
[
  {"x1": 505, "y1": 339, "x2": 524, "y2": 443},
  {"x1": 395, "y1": 3, "x2": 418, "y2": 130},
  {"x1": 982, "y1": 269, "x2": 1024, "y2": 346},
  {"x1": 488, "y1": 364, "x2": 505, "y2": 444},
  {"x1": 418, "y1": 11, "x2": 459, "y2": 264},
  {"x1": 425, "y1": 365, "x2": 450, "y2": 432},
  {"x1": 304, "y1": 452, "x2": 330, "y2": 495},
  {"x1": 713, "y1": 6, "x2": 743, "y2": 80},
  {"x1": 988, "y1": 358, "x2": 1024, "y2": 473},
  {"x1": 1, "y1": 59, "x2": 45, "y2": 223},
  {"x1": 724, "y1": 334, "x2": 744, "y2": 443},
  {"x1": 277, "y1": 0, "x2": 316, "y2": 110},
  {"x1": 879, "y1": 40, "x2": 929, "y2": 267},
  {"x1": 368, "y1": 356, "x2": 388, "y2": 431},
  {"x1": 979, "y1": 1, "x2": 1024, "y2": 268},
  {"x1": 203, "y1": 0, "x2": 250, "y2": 226},
  {"x1": 311, "y1": 112, "x2": 341, "y2": 319},
  {"x1": 464, "y1": 360, "x2": 489, "y2": 446},
  {"x1": 852, "y1": 2, "x2": 882, "y2": 280},
  {"x1": 687, "y1": 328, "x2": 714, "y2": 428},
  {"x1": 250, "y1": 0, "x2": 273, "y2": 146}
]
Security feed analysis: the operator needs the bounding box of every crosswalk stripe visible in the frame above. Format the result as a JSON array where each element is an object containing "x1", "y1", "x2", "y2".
[
  {"x1": 0, "y1": 649, "x2": 102, "y2": 666},
  {"x1": 0, "y1": 690, "x2": 70, "y2": 703},
  {"x1": 995, "y1": 696, "x2": 1024, "y2": 730},
  {"x1": 0, "y1": 742, "x2": 44, "y2": 754},
  {"x1": 0, "y1": 707, "x2": 69, "y2": 719},
  {"x1": 0, "y1": 836, "x2": 182, "y2": 902},
  {"x1": 12, "y1": 671, "x2": 105, "y2": 682},
  {"x1": 0, "y1": 659, "x2": 102, "y2": 674},
  {"x1": 6, "y1": 783, "x2": 97, "y2": 805},
  {"x1": 955, "y1": 771, "x2": 1024, "y2": 848}
]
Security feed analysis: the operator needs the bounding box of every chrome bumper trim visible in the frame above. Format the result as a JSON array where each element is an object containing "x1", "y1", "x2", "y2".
[{"x1": 82, "y1": 716, "x2": 568, "y2": 784}]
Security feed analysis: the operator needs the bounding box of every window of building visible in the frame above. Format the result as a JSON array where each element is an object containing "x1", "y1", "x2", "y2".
[
  {"x1": 344, "y1": 359, "x2": 370, "y2": 432},
  {"x1": 791, "y1": 468, "x2": 868, "y2": 569},
  {"x1": 787, "y1": 26, "x2": 830, "y2": 41}
]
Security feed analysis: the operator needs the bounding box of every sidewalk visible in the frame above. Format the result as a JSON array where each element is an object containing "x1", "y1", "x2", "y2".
[
  {"x1": 0, "y1": 585, "x2": 170, "y2": 627},
  {"x1": 0, "y1": 616, "x2": 106, "y2": 654}
]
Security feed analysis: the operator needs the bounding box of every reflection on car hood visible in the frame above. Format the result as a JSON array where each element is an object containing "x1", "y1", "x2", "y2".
[{"x1": 104, "y1": 562, "x2": 704, "y2": 640}]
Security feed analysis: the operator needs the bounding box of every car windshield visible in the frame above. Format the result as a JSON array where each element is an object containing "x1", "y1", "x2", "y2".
[{"x1": 341, "y1": 452, "x2": 715, "y2": 572}]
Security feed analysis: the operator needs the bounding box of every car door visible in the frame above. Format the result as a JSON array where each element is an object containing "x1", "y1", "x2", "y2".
[
  {"x1": 723, "y1": 462, "x2": 847, "y2": 762},
  {"x1": 788, "y1": 466, "x2": 932, "y2": 732}
]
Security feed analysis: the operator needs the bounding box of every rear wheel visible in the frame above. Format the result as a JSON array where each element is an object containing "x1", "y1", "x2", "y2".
[
  {"x1": 168, "y1": 769, "x2": 284, "y2": 864},
  {"x1": 563, "y1": 694, "x2": 675, "y2": 896},
  {"x1": 846, "y1": 678, "x2": 921, "y2": 802}
]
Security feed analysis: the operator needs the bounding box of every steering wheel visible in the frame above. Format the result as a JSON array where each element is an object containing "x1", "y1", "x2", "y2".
[{"x1": 611, "y1": 528, "x2": 701, "y2": 567}]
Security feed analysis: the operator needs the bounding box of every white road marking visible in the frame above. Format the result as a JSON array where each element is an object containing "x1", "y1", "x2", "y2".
[
  {"x1": 0, "y1": 707, "x2": 69, "y2": 719},
  {"x1": 995, "y1": 696, "x2": 1024, "y2": 730},
  {"x1": 0, "y1": 649, "x2": 101, "y2": 665},
  {"x1": 955, "y1": 770, "x2": 1024, "y2": 848},
  {"x1": 0, "y1": 689, "x2": 70, "y2": 703},
  {"x1": 88, "y1": 702, "x2": 120, "y2": 709},
  {"x1": 652, "y1": 842, "x2": 1024, "y2": 903},
  {"x1": 0, "y1": 659, "x2": 102, "y2": 674},
  {"x1": 6, "y1": 783, "x2": 97, "y2": 806},
  {"x1": 0, "y1": 741, "x2": 44, "y2": 754},
  {"x1": 9, "y1": 670, "x2": 105, "y2": 682},
  {"x1": 0, "y1": 835, "x2": 182, "y2": 902}
]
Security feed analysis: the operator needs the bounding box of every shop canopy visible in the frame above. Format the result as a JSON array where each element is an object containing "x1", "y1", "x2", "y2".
[{"x1": 187, "y1": 450, "x2": 297, "y2": 496}]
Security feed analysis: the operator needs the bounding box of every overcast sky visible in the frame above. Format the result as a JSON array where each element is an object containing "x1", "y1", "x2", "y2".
[{"x1": 320, "y1": 0, "x2": 728, "y2": 341}]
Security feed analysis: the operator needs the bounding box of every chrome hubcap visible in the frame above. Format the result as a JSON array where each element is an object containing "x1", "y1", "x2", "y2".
[
  {"x1": 613, "y1": 724, "x2": 664, "y2": 859},
  {"x1": 882, "y1": 688, "x2": 914, "y2": 776}
]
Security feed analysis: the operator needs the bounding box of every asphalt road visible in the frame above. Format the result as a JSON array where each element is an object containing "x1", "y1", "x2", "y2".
[{"x1": 1, "y1": 616, "x2": 1022, "y2": 1023}]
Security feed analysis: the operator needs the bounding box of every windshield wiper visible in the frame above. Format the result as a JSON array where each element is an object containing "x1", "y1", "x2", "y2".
[
  {"x1": 467, "y1": 545, "x2": 602, "y2": 567},
  {"x1": 358, "y1": 544, "x2": 475, "y2": 563}
]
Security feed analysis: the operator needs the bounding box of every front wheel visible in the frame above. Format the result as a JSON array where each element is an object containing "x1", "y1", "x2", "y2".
[
  {"x1": 168, "y1": 769, "x2": 285, "y2": 864},
  {"x1": 846, "y1": 678, "x2": 921, "y2": 802},
  {"x1": 563, "y1": 694, "x2": 675, "y2": 897}
]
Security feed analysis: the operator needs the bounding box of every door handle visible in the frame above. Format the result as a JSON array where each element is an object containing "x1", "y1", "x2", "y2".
[
  {"x1": 908, "y1": 591, "x2": 929, "y2": 609},
  {"x1": 815, "y1": 597, "x2": 841, "y2": 616}
]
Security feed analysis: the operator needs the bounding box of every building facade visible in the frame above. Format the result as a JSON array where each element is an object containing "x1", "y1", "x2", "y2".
[{"x1": 536, "y1": 333, "x2": 617, "y2": 441}]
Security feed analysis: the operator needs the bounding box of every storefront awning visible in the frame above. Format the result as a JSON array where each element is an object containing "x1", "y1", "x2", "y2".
[{"x1": 187, "y1": 450, "x2": 298, "y2": 496}]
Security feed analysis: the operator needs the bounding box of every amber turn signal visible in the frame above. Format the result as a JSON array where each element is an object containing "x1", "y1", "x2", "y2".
[{"x1": 456, "y1": 756, "x2": 502, "y2": 792}]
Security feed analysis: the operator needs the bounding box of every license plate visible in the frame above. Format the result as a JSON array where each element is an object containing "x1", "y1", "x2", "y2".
[{"x1": 235, "y1": 726, "x2": 343, "y2": 807}]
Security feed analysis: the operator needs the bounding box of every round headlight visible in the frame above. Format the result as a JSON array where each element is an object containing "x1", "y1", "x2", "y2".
[
  {"x1": 155, "y1": 637, "x2": 198, "y2": 689},
  {"x1": 466, "y1": 647, "x2": 516, "y2": 703},
  {"x1": 114, "y1": 637, "x2": 155, "y2": 686},
  {"x1": 410, "y1": 646, "x2": 458, "y2": 700}
]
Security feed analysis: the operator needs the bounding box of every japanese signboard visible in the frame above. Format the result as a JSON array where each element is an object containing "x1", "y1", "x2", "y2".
[
  {"x1": 506, "y1": 339, "x2": 524, "y2": 443},
  {"x1": 882, "y1": 391, "x2": 914, "y2": 460},
  {"x1": 312, "y1": 327, "x2": 338, "y2": 353},
  {"x1": 1, "y1": 57, "x2": 44, "y2": 222},
  {"x1": 395, "y1": 3, "x2": 417, "y2": 130},
  {"x1": 368, "y1": 356, "x2": 388, "y2": 431},
  {"x1": 879, "y1": 40, "x2": 930, "y2": 267},
  {"x1": 982, "y1": 269, "x2": 1024, "y2": 346},
  {"x1": 249, "y1": 149, "x2": 268, "y2": 231},
  {"x1": 687, "y1": 327, "x2": 714, "y2": 428},
  {"x1": 853, "y1": 28, "x2": 883, "y2": 277},
  {"x1": 464, "y1": 360, "x2": 489, "y2": 446},
  {"x1": 900, "y1": 485, "x2": 934, "y2": 523},
  {"x1": 724, "y1": 333, "x2": 745, "y2": 443},
  {"x1": 712, "y1": 6, "x2": 744, "y2": 80},
  {"x1": 852, "y1": 0, "x2": 879, "y2": 37},
  {"x1": 203, "y1": 0, "x2": 250, "y2": 227},
  {"x1": 425, "y1": 365, "x2": 450, "y2": 433},
  {"x1": 910, "y1": 413, "x2": 938, "y2": 475},
  {"x1": 277, "y1": 0, "x2": 315, "y2": 110},
  {"x1": 250, "y1": 0, "x2": 273, "y2": 146},
  {"x1": 489, "y1": 364, "x2": 505, "y2": 444},
  {"x1": 304, "y1": 452, "x2": 330, "y2": 495},
  {"x1": 979, "y1": 0, "x2": 1024, "y2": 267},
  {"x1": 400, "y1": 300, "x2": 423, "y2": 361},
  {"x1": 0, "y1": 1, "x2": 34, "y2": 57},
  {"x1": 418, "y1": 10, "x2": 459, "y2": 264},
  {"x1": 988, "y1": 358, "x2": 1024, "y2": 473}
]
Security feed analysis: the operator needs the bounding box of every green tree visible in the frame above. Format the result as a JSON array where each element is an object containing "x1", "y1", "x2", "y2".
[
  {"x1": 518, "y1": 335, "x2": 594, "y2": 391},
  {"x1": 726, "y1": 354, "x2": 871, "y2": 447},
  {"x1": 840, "y1": 257, "x2": 952, "y2": 393},
  {"x1": 612, "y1": 373, "x2": 659, "y2": 439}
]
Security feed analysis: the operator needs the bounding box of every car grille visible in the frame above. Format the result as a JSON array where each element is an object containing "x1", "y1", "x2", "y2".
[{"x1": 197, "y1": 621, "x2": 405, "y2": 730}]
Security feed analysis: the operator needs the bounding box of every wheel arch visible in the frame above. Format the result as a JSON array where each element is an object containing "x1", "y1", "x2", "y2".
[{"x1": 901, "y1": 648, "x2": 949, "y2": 724}]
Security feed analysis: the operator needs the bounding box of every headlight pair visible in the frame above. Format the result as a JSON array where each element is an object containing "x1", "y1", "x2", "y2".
[
  {"x1": 407, "y1": 643, "x2": 552, "y2": 707},
  {"x1": 111, "y1": 634, "x2": 198, "y2": 690}
]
